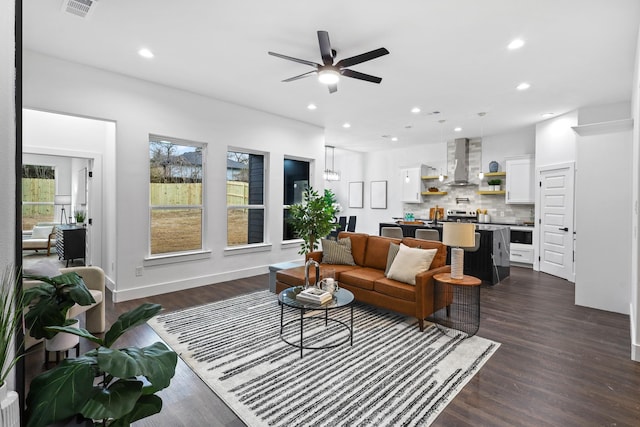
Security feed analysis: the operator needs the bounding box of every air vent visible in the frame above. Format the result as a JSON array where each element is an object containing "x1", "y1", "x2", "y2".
[{"x1": 62, "y1": 0, "x2": 98, "y2": 18}]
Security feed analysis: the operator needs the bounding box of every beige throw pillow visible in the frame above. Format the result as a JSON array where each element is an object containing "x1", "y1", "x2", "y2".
[
  {"x1": 385, "y1": 243, "x2": 400, "y2": 275},
  {"x1": 386, "y1": 243, "x2": 437, "y2": 285},
  {"x1": 321, "y1": 237, "x2": 356, "y2": 265}
]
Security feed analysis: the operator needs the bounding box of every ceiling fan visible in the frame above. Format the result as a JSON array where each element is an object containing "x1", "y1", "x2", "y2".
[{"x1": 268, "y1": 30, "x2": 389, "y2": 93}]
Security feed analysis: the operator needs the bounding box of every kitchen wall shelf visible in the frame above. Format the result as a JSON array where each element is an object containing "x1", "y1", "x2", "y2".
[
  {"x1": 477, "y1": 190, "x2": 506, "y2": 195},
  {"x1": 483, "y1": 172, "x2": 506, "y2": 177},
  {"x1": 421, "y1": 191, "x2": 448, "y2": 195},
  {"x1": 421, "y1": 175, "x2": 447, "y2": 180}
]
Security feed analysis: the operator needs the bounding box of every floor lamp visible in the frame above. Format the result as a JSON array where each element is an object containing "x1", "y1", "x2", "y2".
[
  {"x1": 443, "y1": 222, "x2": 476, "y2": 279},
  {"x1": 54, "y1": 194, "x2": 71, "y2": 224}
]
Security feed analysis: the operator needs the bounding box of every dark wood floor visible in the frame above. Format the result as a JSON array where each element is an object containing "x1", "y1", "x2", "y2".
[{"x1": 25, "y1": 267, "x2": 640, "y2": 426}]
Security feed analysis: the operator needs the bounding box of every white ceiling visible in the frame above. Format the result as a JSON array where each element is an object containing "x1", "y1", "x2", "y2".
[{"x1": 23, "y1": 0, "x2": 640, "y2": 152}]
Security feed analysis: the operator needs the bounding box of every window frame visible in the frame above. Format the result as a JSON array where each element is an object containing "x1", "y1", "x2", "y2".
[
  {"x1": 225, "y1": 147, "x2": 268, "y2": 249},
  {"x1": 21, "y1": 164, "x2": 57, "y2": 230},
  {"x1": 147, "y1": 134, "x2": 208, "y2": 260},
  {"x1": 282, "y1": 156, "x2": 311, "y2": 243}
]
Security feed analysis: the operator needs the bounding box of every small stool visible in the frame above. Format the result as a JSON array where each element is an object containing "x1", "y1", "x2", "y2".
[
  {"x1": 432, "y1": 273, "x2": 481, "y2": 337},
  {"x1": 44, "y1": 343, "x2": 80, "y2": 368}
]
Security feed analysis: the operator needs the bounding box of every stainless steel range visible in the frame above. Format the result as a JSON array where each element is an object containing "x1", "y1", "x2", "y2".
[{"x1": 445, "y1": 209, "x2": 477, "y2": 222}]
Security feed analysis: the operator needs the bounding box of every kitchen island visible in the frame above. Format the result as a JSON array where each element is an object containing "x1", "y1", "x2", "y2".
[{"x1": 379, "y1": 222, "x2": 510, "y2": 285}]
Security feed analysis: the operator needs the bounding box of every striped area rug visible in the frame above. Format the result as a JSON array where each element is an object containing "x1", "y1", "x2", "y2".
[{"x1": 148, "y1": 290, "x2": 499, "y2": 427}]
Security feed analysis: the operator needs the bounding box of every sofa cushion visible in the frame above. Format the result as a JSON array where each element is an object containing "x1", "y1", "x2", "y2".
[
  {"x1": 401, "y1": 237, "x2": 447, "y2": 268},
  {"x1": 386, "y1": 243, "x2": 437, "y2": 285},
  {"x1": 339, "y1": 267, "x2": 386, "y2": 291},
  {"x1": 338, "y1": 232, "x2": 369, "y2": 266},
  {"x1": 374, "y1": 277, "x2": 416, "y2": 302},
  {"x1": 31, "y1": 225, "x2": 53, "y2": 240},
  {"x1": 363, "y1": 235, "x2": 401, "y2": 270},
  {"x1": 276, "y1": 265, "x2": 360, "y2": 287},
  {"x1": 321, "y1": 238, "x2": 356, "y2": 265},
  {"x1": 385, "y1": 243, "x2": 400, "y2": 275}
]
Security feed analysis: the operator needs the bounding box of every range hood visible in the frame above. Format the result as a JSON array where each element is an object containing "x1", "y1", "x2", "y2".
[{"x1": 445, "y1": 138, "x2": 478, "y2": 187}]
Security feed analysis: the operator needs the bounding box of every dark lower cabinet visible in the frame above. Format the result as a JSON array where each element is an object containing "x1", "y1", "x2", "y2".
[{"x1": 56, "y1": 226, "x2": 86, "y2": 267}]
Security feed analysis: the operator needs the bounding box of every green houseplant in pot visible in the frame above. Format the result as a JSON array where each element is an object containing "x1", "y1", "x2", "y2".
[
  {"x1": 288, "y1": 186, "x2": 338, "y2": 255},
  {"x1": 23, "y1": 271, "x2": 96, "y2": 351},
  {"x1": 26, "y1": 303, "x2": 178, "y2": 427},
  {"x1": 488, "y1": 178, "x2": 502, "y2": 191}
]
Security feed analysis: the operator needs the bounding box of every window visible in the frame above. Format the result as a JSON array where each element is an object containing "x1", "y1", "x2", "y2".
[
  {"x1": 22, "y1": 164, "x2": 55, "y2": 230},
  {"x1": 227, "y1": 150, "x2": 265, "y2": 246},
  {"x1": 282, "y1": 158, "x2": 310, "y2": 240},
  {"x1": 149, "y1": 136, "x2": 205, "y2": 255}
]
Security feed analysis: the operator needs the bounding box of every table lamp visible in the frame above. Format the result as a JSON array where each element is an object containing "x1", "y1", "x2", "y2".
[
  {"x1": 54, "y1": 194, "x2": 71, "y2": 224},
  {"x1": 443, "y1": 222, "x2": 476, "y2": 279}
]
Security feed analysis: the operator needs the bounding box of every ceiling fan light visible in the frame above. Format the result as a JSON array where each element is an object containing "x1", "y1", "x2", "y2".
[{"x1": 318, "y1": 69, "x2": 340, "y2": 85}]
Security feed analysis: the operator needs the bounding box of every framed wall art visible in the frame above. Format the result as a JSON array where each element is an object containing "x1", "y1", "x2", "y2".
[
  {"x1": 348, "y1": 181, "x2": 364, "y2": 208},
  {"x1": 370, "y1": 180, "x2": 387, "y2": 209}
]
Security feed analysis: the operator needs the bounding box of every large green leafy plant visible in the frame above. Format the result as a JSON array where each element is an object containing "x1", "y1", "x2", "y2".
[
  {"x1": 288, "y1": 186, "x2": 338, "y2": 254},
  {"x1": 23, "y1": 271, "x2": 96, "y2": 340},
  {"x1": 0, "y1": 265, "x2": 24, "y2": 387},
  {"x1": 26, "y1": 303, "x2": 178, "y2": 427}
]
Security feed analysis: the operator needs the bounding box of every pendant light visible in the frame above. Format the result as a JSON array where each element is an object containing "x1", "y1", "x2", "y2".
[
  {"x1": 478, "y1": 112, "x2": 486, "y2": 180},
  {"x1": 323, "y1": 145, "x2": 340, "y2": 181}
]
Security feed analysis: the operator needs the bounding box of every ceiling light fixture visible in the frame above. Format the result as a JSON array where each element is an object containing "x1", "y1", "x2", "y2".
[
  {"x1": 541, "y1": 112, "x2": 555, "y2": 118},
  {"x1": 508, "y1": 39, "x2": 525, "y2": 50},
  {"x1": 454, "y1": 127, "x2": 462, "y2": 132},
  {"x1": 323, "y1": 145, "x2": 340, "y2": 181},
  {"x1": 343, "y1": 123, "x2": 351, "y2": 129},
  {"x1": 307, "y1": 103, "x2": 317, "y2": 110},
  {"x1": 411, "y1": 107, "x2": 421, "y2": 114},
  {"x1": 391, "y1": 137, "x2": 398, "y2": 142},
  {"x1": 318, "y1": 68, "x2": 340, "y2": 85},
  {"x1": 138, "y1": 48, "x2": 154, "y2": 59},
  {"x1": 516, "y1": 82, "x2": 531, "y2": 91}
]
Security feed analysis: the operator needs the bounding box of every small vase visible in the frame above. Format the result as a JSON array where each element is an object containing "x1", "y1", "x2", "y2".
[{"x1": 489, "y1": 161, "x2": 499, "y2": 173}]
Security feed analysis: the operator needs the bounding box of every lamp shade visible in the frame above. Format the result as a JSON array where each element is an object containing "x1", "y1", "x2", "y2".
[
  {"x1": 54, "y1": 195, "x2": 72, "y2": 205},
  {"x1": 442, "y1": 222, "x2": 476, "y2": 247}
]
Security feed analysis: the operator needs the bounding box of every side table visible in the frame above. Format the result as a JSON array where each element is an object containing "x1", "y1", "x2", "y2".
[{"x1": 432, "y1": 273, "x2": 481, "y2": 337}]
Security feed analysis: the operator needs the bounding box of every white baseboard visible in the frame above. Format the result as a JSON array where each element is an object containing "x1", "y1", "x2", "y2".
[
  {"x1": 110, "y1": 265, "x2": 268, "y2": 302},
  {"x1": 631, "y1": 303, "x2": 640, "y2": 362}
]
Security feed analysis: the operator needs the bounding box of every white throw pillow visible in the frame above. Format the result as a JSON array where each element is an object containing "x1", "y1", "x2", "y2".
[
  {"x1": 386, "y1": 243, "x2": 437, "y2": 285},
  {"x1": 31, "y1": 225, "x2": 53, "y2": 240}
]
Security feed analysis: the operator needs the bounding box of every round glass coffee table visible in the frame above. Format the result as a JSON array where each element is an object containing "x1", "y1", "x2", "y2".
[{"x1": 278, "y1": 286, "x2": 354, "y2": 358}]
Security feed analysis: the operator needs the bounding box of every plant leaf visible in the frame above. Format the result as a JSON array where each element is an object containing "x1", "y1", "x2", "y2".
[
  {"x1": 26, "y1": 355, "x2": 97, "y2": 427},
  {"x1": 104, "y1": 303, "x2": 162, "y2": 347},
  {"x1": 80, "y1": 378, "x2": 143, "y2": 421},
  {"x1": 107, "y1": 394, "x2": 163, "y2": 427},
  {"x1": 46, "y1": 325, "x2": 104, "y2": 346}
]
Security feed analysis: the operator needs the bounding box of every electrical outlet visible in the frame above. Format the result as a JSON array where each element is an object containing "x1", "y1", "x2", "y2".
[
  {"x1": 135, "y1": 266, "x2": 143, "y2": 277},
  {"x1": 500, "y1": 211, "x2": 505, "y2": 217}
]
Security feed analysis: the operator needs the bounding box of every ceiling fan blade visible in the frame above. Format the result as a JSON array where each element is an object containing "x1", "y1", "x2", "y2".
[
  {"x1": 335, "y1": 47, "x2": 389, "y2": 68},
  {"x1": 328, "y1": 83, "x2": 338, "y2": 94},
  {"x1": 317, "y1": 31, "x2": 334, "y2": 66},
  {"x1": 341, "y1": 69, "x2": 382, "y2": 84},
  {"x1": 268, "y1": 51, "x2": 320, "y2": 68},
  {"x1": 282, "y1": 70, "x2": 317, "y2": 82}
]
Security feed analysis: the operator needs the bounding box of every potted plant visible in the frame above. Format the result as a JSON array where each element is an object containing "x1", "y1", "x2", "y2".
[
  {"x1": 25, "y1": 303, "x2": 178, "y2": 427},
  {"x1": 0, "y1": 265, "x2": 23, "y2": 423},
  {"x1": 288, "y1": 186, "x2": 338, "y2": 255},
  {"x1": 488, "y1": 179, "x2": 502, "y2": 191},
  {"x1": 74, "y1": 209, "x2": 86, "y2": 225},
  {"x1": 23, "y1": 271, "x2": 96, "y2": 350}
]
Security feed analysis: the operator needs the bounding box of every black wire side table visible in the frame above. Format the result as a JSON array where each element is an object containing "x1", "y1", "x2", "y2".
[{"x1": 432, "y1": 273, "x2": 481, "y2": 337}]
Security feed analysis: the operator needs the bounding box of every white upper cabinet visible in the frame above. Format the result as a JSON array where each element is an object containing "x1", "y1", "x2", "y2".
[
  {"x1": 401, "y1": 166, "x2": 424, "y2": 203},
  {"x1": 505, "y1": 156, "x2": 534, "y2": 204}
]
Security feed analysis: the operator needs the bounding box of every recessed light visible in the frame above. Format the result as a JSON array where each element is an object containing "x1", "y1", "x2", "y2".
[
  {"x1": 508, "y1": 39, "x2": 525, "y2": 50},
  {"x1": 411, "y1": 107, "x2": 421, "y2": 114},
  {"x1": 138, "y1": 48, "x2": 154, "y2": 59},
  {"x1": 307, "y1": 103, "x2": 317, "y2": 110},
  {"x1": 343, "y1": 123, "x2": 351, "y2": 129},
  {"x1": 516, "y1": 82, "x2": 531, "y2": 91},
  {"x1": 541, "y1": 112, "x2": 555, "y2": 118},
  {"x1": 391, "y1": 137, "x2": 398, "y2": 142},
  {"x1": 454, "y1": 127, "x2": 462, "y2": 132}
]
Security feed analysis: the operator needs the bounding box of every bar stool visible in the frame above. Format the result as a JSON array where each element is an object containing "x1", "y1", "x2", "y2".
[
  {"x1": 415, "y1": 229, "x2": 440, "y2": 241},
  {"x1": 381, "y1": 227, "x2": 403, "y2": 238}
]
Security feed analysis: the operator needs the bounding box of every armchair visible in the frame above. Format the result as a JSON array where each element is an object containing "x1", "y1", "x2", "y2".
[{"x1": 22, "y1": 224, "x2": 57, "y2": 256}]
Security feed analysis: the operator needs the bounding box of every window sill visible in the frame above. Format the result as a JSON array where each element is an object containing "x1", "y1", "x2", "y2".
[
  {"x1": 281, "y1": 239, "x2": 303, "y2": 250},
  {"x1": 224, "y1": 243, "x2": 272, "y2": 256},
  {"x1": 144, "y1": 250, "x2": 212, "y2": 266}
]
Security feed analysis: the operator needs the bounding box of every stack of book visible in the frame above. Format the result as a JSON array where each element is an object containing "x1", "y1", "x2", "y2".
[{"x1": 296, "y1": 287, "x2": 332, "y2": 304}]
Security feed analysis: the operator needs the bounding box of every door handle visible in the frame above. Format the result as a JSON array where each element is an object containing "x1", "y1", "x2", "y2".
[{"x1": 558, "y1": 227, "x2": 569, "y2": 232}]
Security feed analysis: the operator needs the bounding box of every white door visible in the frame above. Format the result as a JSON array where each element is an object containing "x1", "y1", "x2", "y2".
[{"x1": 537, "y1": 163, "x2": 575, "y2": 281}]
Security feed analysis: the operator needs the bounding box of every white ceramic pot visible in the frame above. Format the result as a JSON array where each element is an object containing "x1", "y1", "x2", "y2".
[
  {"x1": 45, "y1": 319, "x2": 80, "y2": 352},
  {"x1": 0, "y1": 382, "x2": 20, "y2": 427}
]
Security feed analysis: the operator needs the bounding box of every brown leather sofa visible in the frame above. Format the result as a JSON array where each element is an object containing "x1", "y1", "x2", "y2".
[{"x1": 275, "y1": 231, "x2": 451, "y2": 330}]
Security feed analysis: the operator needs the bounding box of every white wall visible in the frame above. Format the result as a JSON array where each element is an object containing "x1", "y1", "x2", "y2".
[
  {"x1": 482, "y1": 126, "x2": 536, "y2": 172},
  {"x1": 535, "y1": 111, "x2": 578, "y2": 168},
  {"x1": 0, "y1": 0, "x2": 16, "y2": 391},
  {"x1": 23, "y1": 50, "x2": 325, "y2": 302},
  {"x1": 631, "y1": 25, "x2": 640, "y2": 362}
]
